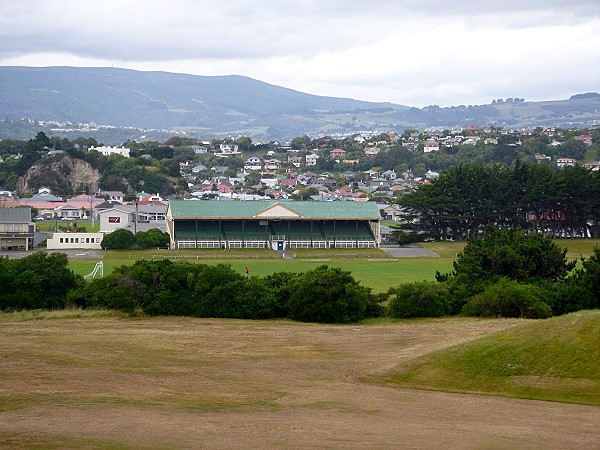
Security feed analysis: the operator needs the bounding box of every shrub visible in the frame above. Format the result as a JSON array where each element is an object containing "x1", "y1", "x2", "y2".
[
  {"x1": 542, "y1": 280, "x2": 597, "y2": 316},
  {"x1": 101, "y1": 229, "x2": 136, "y2": 250},
  {"x1": 287, "y1": 265, "x2": 372, "y2": 323},
  {"x1": 462, "y1": 278, "x2": 552, "y2": 319},
  {"x1": 135, "y1": 228, "x2": 170, "y2": 249},
  {"x1": 0, "y1": 252, "x2": 83, "y2": 310},
  {"x1": 387, "y1": 281, "x2": 450, "y2": 318}
]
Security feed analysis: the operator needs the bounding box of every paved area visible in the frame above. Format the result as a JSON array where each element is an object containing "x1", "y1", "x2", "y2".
[{"x1": 380, "y1": 245, "x2": 439, "y2": 257}]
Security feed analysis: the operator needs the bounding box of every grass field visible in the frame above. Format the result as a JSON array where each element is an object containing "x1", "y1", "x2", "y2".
[
  {"x1": 69, "y1": 247, "x2": 456, "y2": 293},
  {"x1": 67, "y1": 239, "x2": 600, "y2": 293},
  {"x1": 1, "y1": 310, "x2": 599, "y2": 448}
]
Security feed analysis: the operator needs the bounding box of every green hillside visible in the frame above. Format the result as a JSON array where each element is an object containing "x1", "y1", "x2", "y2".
[{"x1": 381, "y1": 310, "x2": 600, "y2": 405}]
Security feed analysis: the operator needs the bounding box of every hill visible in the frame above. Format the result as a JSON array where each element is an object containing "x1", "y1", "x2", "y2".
[
  {"x1": 0, "y1": 66, "x2": 599, "y2": 140},
  {"x1": 382, "y1": 310, "x2": 600, "y2": 405},
  {"x1": 0, "y1": 66, "x2": 401, "y2": 138}
]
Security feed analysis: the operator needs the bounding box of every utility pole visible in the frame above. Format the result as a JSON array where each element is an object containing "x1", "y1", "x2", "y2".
[{"x1": 134, "y1": 199, "x2": 138, "y2": 234}]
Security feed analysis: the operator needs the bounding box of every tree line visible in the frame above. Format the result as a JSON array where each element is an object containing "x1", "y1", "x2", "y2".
[
  {"x1": 396, "y1": 162, "x2": 600, "y2": 241},
  {"x1": 2, "y1": 229, "x2": 599, "y2": 321}
]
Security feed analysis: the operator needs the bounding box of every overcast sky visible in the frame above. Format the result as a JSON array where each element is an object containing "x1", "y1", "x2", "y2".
[{"x1": 1, "y1": 1, "x2": 599, "y2": 107}]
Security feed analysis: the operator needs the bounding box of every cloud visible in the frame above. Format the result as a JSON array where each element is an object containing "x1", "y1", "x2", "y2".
[{"x1": 0, "y1": 0, "x2": 598, "y2": 106}]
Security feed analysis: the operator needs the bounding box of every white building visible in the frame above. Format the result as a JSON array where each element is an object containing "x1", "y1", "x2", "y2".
[
  {"x1": 305, "y1": 153, "x2": 319, "y2": 166},
  {"x1": 90, "y1": 146, "x2": 131, "y2": 158},
  {"x1": 46, "y1": 232, "x2": 103, "y2": 250},
  {"x1": 98, "y1": 208, "x2": 132, "y2": 233}
]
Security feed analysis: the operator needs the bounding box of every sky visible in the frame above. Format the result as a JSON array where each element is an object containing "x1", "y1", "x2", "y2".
[{"x1": 1, "y1": 0, "x2": 599, "y2": 107}]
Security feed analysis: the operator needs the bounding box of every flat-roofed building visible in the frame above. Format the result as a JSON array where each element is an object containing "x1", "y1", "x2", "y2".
[{"x1": 0, "y1": 207, "x2": 34, "y2": 251}]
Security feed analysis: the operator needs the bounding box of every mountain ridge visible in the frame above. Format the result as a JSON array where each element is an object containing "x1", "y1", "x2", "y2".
[{"x1": 1, "y1": 66, "x2": 598, "y2": 141}]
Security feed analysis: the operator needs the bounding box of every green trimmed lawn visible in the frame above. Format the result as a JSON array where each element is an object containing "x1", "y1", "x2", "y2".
[
  {"x1": 69, "y1": 248, "x2": 454, "y2": 293},
  {"x1": 67, "y1": 239, "x2": 600, "y2": 293}
]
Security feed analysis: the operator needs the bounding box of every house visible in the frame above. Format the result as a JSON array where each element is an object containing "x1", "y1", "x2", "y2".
[
  {"x1": 244, "y1": 157, "x2": 262, "y2": 171},
  {"x1": 402, "y1": 140, "x2": 419, "y2": 151},
  {"x1": 99, "y1": 191, "x2": 124, "y2": 202},
  {"x1": 216, "y1": 144, "x2": 241, "y2": 157},
  {"x1": 191, "y1": 145, "x2": 209, "y2": 154},
  {"x1": 305, "y1": 153, "x2": 319, "y2": 166},
  {"x1": 279, "y1": 178, "x2": 298, "y2": 189},
  {"x1": 330, "y1": 148, "x2": 347, "y2": 160},
  {"x1": 138, "y1": 193, "x2": 165, "y2": 204},
  {"x1": 534, "y1": 153, "x2": 552, "y2": 164},
  {"x1": 288, "y1": 156, "x2": 303, "y2": 168},
  {"x1": 191, "y1": 164, "x2": 208, "y2": 173},
  {"x1": 54, "y1": 204, "x2": 84, "y2": 220},
  {"x1": 556, "y1": 157, "x2": 576, "y2": 167},
  {"x1": 0, "y1": 207, "x2": 34, "y2": 251},
  {"x1": 90, "y1": 145, "x2": 130, "y2": 158},
  {"x1": 263, "y1": 159, "x2": 282, "y2": 171},
  {"x1": 423, "y1": 140, "x2": 440, "y2": 153},
  {"x1": 584, "y1": 161, "x2": 600, "y2": 171},
  {"x1": 363, "y1": 147, "x2": 381, "y2": 157},
  {"x1": 575, "y1": 135, "x2": 593, "y2": 146},
  {"x1": 381, "y1": 170, "x2": 397, "y2": 181}
]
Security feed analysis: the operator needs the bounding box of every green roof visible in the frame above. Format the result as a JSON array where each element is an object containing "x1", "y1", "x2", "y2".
[{"x1": 168, "y1": 200, "x2": 380, "y2": 220}]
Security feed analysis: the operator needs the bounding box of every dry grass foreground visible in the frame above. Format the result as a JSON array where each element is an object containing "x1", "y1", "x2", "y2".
[{"x1": 1, "y1": 313, "x2": 599, "y2": 449}]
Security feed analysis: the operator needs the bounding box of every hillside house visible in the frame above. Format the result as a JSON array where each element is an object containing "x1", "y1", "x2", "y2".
[
  {"x1": 556, "y1": 157, "x2": 576, "y2": 167},
  {"x1": 423, "y1": 140, "x2": 440, "y2": 153},
  {"x1": 330, "y1": 148, "x2": 347, "y2": 160},
  {"x1": 305, "y1": 153, "x2": 319, "y2": 166},
  {"x1": 90, "y1": 146, "x2": 130, "y2": 158}
]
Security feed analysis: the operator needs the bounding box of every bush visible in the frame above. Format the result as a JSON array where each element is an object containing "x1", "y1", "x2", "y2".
[
  {"x1": 287, "y1": 265, "x2": 373, "y2": 323},
  {"x1": 542, "y1": 280, "x2": 597, "y2": 316},
  {"x1": 135, "y1": 228, "x2": 170, "y2": 249},
  {"x1": 387, "y1": 281, "x2": 450, "y2": 318},
  {"x1": 0, "y1": 252, "x2": 83, "y2": 310},
  {"x1": 461, "y1": 278, "x2": 552, "y2": 319},
  {"x1": 101, "y1": 229, "x2": 136, "y2": 250}
]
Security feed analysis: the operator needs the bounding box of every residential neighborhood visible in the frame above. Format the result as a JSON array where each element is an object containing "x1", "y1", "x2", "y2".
[{"x1": 0, "y1": 125, "x2": 599, "y2": 251}]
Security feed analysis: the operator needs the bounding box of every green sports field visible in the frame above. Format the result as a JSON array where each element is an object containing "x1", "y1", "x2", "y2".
[{"x1": 67, "y1": 239, "x2": 600, "y2": 293}]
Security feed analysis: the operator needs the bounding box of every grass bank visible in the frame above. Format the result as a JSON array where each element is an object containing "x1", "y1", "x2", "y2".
[{"x1": 379, "y1": 310, "x2": 600, "y2": 405}]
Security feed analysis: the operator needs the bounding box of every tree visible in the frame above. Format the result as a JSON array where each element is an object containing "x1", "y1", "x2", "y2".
[
  {"x1": 101, "y1": 229, "x2": 136, "y2": 250},
  {"x1": 135, "y1": 229, "x2": 170, "y2": 249},
  {"x1": 447, "y1": 227, "x2": 574, "y2": 284},
  {"x1": 287, "y1": 265, "x2": 373, "y2": 323}
]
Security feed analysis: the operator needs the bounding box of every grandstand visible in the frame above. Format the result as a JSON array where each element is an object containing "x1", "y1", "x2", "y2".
[{"x1": 166, "y1": 200, "x2": 381, "y2": 250}]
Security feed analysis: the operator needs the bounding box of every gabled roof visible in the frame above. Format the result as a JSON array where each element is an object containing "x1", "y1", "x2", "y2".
[{"x1": 167, "y1": 200, "x2": 380, "y2": 220}]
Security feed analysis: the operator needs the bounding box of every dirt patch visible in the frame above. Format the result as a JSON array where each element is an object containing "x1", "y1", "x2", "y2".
[{"x1": 1, "y1": 317, "x2": 598, "y2": 449}]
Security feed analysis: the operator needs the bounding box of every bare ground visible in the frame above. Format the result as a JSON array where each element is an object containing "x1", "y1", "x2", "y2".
[{"x1": 1, "y1": 317, "x2": 599, "y2": 449}]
